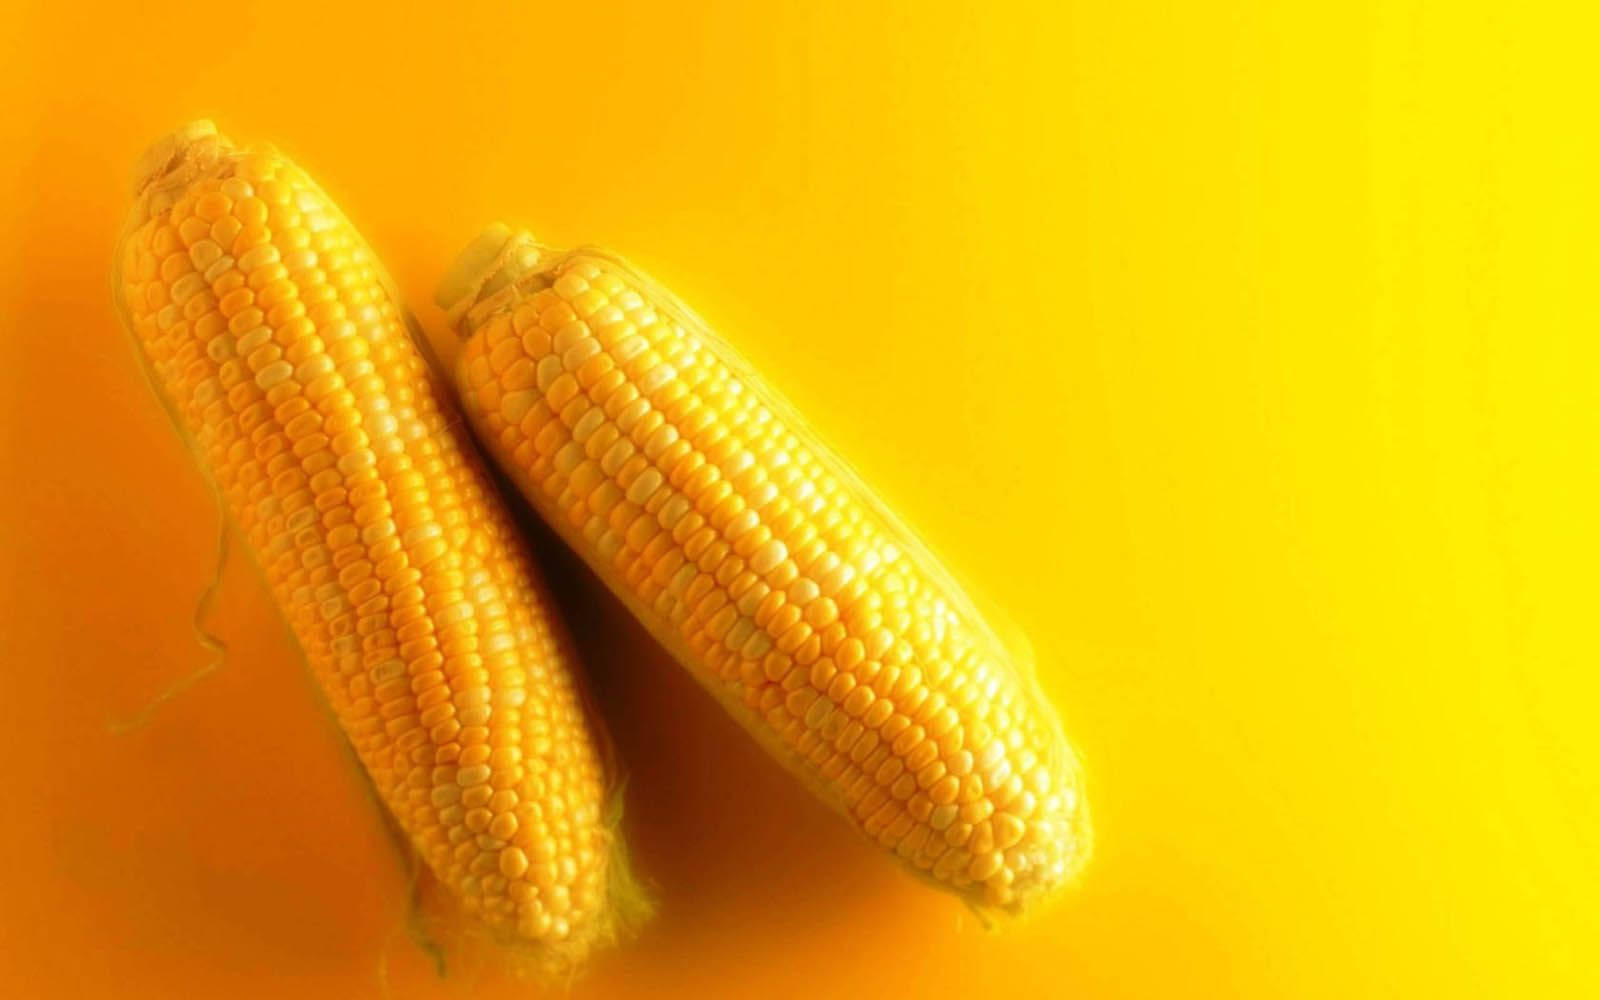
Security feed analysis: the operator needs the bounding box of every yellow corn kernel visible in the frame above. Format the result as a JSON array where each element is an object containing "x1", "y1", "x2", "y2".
[
  {"x1": 440, "y1": 225, "x2": 1091, "y2": 914},
  {"x1": 115, "y1": 127, "x2": 645, "y2": 971}
]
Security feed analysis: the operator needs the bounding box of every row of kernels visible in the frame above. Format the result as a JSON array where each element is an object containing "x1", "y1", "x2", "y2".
[
  {"x1": 473, "y1": 252, "x2": 1081, "y2": 902},
  {"x1": 131, "y1": 165, "x2": 609, "y2": 943},
  {"x1": 664, "y1": 262, "x2": 1070, "y2": 895}
]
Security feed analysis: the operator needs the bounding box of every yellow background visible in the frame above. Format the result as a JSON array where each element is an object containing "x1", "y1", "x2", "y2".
[{"x1": 2, "y1": 2, "x2": 1595, "y2": 996}]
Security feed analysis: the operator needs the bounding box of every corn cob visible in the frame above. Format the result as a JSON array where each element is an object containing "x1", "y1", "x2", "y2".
[
  {"x1": 114, "y1": 126, "x2": 644, "y2": 970},
  {"x1": 439, "y1": 226, "x2": 1090, "y2": 913}
]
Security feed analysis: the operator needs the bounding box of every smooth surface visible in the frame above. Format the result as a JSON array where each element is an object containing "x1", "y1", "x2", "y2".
[{"x1": 1, "y1": 2, "x2": 1595, "y2": 996}]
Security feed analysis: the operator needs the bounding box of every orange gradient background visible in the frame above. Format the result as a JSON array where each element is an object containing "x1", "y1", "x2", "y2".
[{"x1": 2, "y1": 2, "x2": 1596, "y2": 997}]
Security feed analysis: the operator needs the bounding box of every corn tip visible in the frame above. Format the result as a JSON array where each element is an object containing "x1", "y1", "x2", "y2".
[
  {"x1": 436, "y1": 222, "x2": 518, "y2": 313},
  {"x1": 132, "y1": 119, "x2": 224, "y2": 196}
]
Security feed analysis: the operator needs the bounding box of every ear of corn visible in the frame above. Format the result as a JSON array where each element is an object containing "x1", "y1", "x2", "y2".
[
  {"x1": 115, "y1": 127, "x2": 647, "y2": 972},
  {"x1": 440, "y1": 226, "x2": 1091, "y2": 915}
]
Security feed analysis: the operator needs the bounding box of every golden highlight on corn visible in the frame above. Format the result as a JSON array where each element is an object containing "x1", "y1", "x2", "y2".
[
  {"x1": 115, "y1": 126, "x2": 644, "y2": 970},
  {"x1": 439, "y1": 226, "x2": 1091, "y2": 914}
]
